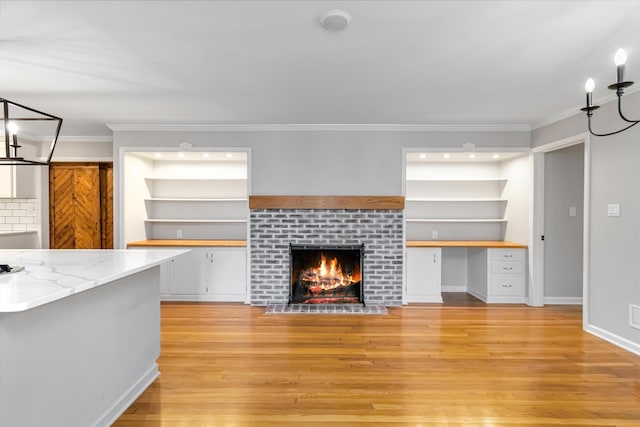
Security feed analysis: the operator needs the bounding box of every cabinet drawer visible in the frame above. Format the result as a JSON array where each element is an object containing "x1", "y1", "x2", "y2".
[
  {"x1": 490, "y1": 261, "x2": 523, "y2": 274},
  {"x1": 490, "y1": 274, "x2": 524, "y2": 296},
  {"x1": 490, "y1": 249, "x2": 524, "y2": 262}
]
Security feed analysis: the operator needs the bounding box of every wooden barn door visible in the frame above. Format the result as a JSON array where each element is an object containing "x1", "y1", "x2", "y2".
[{"x1": 49, "y1": 163, "x2": 113, "y2": 249}]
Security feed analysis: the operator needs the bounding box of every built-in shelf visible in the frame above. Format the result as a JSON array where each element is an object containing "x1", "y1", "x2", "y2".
[
  {"x1": 144, "y1": 219, "x2": 247, "y2": 224},
  {"x1": 145, "y1": 198, "x2": 247, "y2": 202},
  {"x1": 406, "y1": 219, "x2": 507, "y2": 223},
  {"x1": 406, "y1": 198, "x2": 507, "y2": 202}
]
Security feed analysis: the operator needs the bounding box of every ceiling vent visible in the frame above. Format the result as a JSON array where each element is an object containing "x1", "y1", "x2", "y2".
[{"x1": 319, "y1": 9, "x2": 352, "y2": 31}]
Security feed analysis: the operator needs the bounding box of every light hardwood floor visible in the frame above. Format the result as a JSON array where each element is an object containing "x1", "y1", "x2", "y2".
[{"x1": 114, "y1": 301, "x2": 640, "y2": 426}]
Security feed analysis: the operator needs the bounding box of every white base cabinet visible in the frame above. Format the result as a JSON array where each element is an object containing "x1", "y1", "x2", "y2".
[
  {"x1": 467, "y1": 248, "x2": 526, "y2": 303},
  {"x1": 406, "y1": 247, "x2": 443, "y2": 303},
  {"x1": 149, "y1": 246, "x2": 247, "y2": 302}
]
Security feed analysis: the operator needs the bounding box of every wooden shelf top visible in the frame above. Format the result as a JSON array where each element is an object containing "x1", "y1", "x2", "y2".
[
  {"x1": 249, "y1": 195, "x2": 405, "y2": 210},
  {"x1": 407, "y1": 240, "x2": 527, "y2": 248},
  {"x1": 127, "y1": 240, "x2": 247, "y2": 248}
]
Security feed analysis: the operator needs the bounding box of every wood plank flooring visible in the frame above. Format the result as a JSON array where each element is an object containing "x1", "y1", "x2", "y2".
[{"x1": 114, "y1": 301, "x2": 640, "y2": 426}]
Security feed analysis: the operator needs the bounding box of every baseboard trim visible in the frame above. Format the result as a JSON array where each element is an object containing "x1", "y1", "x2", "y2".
[
  {"x1": 544, "y1": 297, "x2": 583, "y2": 305},
  {"x1": 441, "y1": 285, "x2": 467, "y2": 292},
  {"x1": 95, "y1": 364, "x2": 159, "y2": 427},
  {"x1": 406, "y1": 295, "x2": 444, "y2": 304},
  {"x1": 585, "y1": 324, "x2": 640, "y2": 357}
]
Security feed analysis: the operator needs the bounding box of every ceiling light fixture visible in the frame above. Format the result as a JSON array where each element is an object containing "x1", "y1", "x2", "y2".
[
  {"x1": 0, "y1": 98, "x2": 62, "y2": 166},
  {"x1": 582, "y1": 48, "x2": 639, "y2": 137},
  {"x1": 319, "y1": 9, "x2": 352, "y2": 31}
]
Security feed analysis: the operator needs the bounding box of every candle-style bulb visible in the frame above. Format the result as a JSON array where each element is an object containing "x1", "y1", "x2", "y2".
[
  {"x1": 6, "y1": 121, "x2": 18, "y2": 135},
  {"x1": 585, "y1": 78, "x2": 595, "y2": 93},
  {"x1": 615, "y1": 48, "x2": 627, "y2": 66}
]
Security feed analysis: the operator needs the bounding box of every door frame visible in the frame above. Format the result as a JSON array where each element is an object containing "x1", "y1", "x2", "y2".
[{"x1": 529, "y1": 133, "x2": 591, "y2": 326}]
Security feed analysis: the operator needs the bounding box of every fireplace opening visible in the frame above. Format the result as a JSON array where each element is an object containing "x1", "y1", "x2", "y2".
[{"x1": 289, "y1": 244, "x2": 364, "y2": 305}]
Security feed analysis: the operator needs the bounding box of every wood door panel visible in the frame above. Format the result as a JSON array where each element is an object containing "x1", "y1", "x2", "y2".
[
  {"x1": 50, "y1": 163, "x2": 109, "y2": 249},
  {"x1": 50, "y1": 167, "x2": 76, "y2": 249},
  {"x1": 72, "y1": 166, "x2": 100, "y2": 249}
]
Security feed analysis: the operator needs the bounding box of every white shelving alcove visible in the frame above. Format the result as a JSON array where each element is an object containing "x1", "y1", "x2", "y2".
[{"x1": 123, "y1": 151, "x2": 248, "y2": 242}]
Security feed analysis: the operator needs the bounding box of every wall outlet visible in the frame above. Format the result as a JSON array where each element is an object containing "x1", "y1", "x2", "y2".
[
  {"x1": 569, "y1": 206, "x2": 576, "y2": 217},
  {"x1": 431, "y1": 230, "x2": 438, "y2": 240},
  {"x1": 608, "y1": 204, "x2": 621, "y2": 217},
  {"x1": 176, "y1": 229, "x2": 183, "y2": 239}
]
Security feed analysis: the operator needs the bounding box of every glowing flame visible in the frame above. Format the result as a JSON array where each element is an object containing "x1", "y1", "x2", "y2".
[{"x1": 300, "y1": 254, "x2": 359, "y2": 295}]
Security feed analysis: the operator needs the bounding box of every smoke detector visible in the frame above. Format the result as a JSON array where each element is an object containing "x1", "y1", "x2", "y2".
[{"x1": 319, "y1": 9, "x2": 352, "y2": 31}]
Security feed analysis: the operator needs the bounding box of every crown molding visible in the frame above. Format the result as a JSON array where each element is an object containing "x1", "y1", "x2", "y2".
[{"x1": 106, "y1": 123, "x2": 531, "y2": 133}]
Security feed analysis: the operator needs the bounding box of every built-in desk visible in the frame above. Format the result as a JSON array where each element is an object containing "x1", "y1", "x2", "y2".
[{"x1": 405, "y1": 241, "x2": 528, "y2": 304}]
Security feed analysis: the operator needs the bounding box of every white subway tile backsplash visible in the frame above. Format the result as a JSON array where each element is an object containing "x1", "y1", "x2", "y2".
[{"x1": 0, "y1": 198, "x2": 39, "y2": 232}]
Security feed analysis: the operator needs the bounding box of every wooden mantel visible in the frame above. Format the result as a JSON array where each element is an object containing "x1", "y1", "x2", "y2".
[{"x1": 249, "y1": 195, "x2": 405, "y2": 210}]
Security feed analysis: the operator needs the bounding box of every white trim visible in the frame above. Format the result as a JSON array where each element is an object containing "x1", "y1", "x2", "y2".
[
  {"x1": 95, "y1": 363, "x2": 159, "y2": 427},
  {"x1": 543, "y1": 297, "x2": 583, "y2": 305},
  {"x1": 582, "y1": 134, "x2": 591, "y2": 329},
  {"x1": 531, "y1": 132, "x2": 588, "y2": 153},
  {"x1": 160, "y1": 295, "x2": 245, "y2": 302},
  {"x1": 107, "y1": 123, "x2": 531, "y2": 133},
  {"x1": 529, "y1": 151, "x2": 545, "y2": 307},
  {"x1": 585, "y1": 324, "x2": 640, "y2": 357},
  {"x1": 467, "y1": 288, "x2": 487, "y2": 303}
]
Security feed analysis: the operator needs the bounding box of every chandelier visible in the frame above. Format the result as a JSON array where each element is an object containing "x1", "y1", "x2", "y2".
[
  {"x1": 581, "y1": 49, "x2": 639, "y2": 137},
  {"x1": 0, "y1": 98, "x2": 63, "y2": 166}
]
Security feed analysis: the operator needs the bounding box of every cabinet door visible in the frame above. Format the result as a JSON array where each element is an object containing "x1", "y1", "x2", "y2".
[
  {"x1": 207, "y1": 248, "x2": 247, "y2": 301},
  {"x1": 168, "y1": 248, "x2": 207, "y2": 295},
  {"x1": 406, "y1": 247, "x2": 442, "y2": 303}
]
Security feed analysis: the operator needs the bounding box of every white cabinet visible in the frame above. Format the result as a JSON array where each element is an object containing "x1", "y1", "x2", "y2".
[
  {"x1": 467, "y1": 248, "x2": 525, "y2": 303},
  {"x1": 156, "y1": 246, "x2": 247, "y2": 302},
  {"x1": 406, "y1": 247, "x2": 442, "y2": 303},
  {"x1": 0, "y1": 166, "x2": 35, "y2": 198},
  {"x1": 206, "y1": 247, "x2": 247, "y2": 301}
]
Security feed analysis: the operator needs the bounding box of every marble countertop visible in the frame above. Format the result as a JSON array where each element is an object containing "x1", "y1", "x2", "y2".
[{"x1": 0, "y1": 249, "x2": 188, "y2": 313}]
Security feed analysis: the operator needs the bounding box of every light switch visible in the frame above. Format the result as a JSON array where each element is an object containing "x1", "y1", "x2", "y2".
[
  {"x1": 569, "y1": 207, "x2": 576, "y2": 217},
  {"x1": 607, "y1": 204, "x2": 621, "y2": 217}
]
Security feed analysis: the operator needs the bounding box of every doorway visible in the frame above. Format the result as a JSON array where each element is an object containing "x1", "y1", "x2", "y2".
[
  {"x1": 530, "y1": 133, "x2": 590, "y2": 312},
  {"x1": 49, "y1": 162, "x2": 113, "y2": 249}
]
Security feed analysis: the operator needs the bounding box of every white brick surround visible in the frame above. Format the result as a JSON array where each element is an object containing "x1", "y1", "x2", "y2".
[
  {"x1": 0, "y1": 198, "x2": 38, "y2": 232},
  {"x1": 250, "y1": 209, "x2": 404, "y2": 306}
]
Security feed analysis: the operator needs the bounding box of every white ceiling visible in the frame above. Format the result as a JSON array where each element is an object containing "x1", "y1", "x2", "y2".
[{"x1": 1, "y1": 0, "x2": 639, "y2": 137}]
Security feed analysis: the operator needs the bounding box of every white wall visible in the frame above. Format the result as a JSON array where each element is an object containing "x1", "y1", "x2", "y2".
[
  {"x1": 533, "y1": 90, "x2": 640, "y2": 354},
  {"x1": 501, "y1": 155, "x2": 530, "y2": 244},
  {"x1": 123, "y1": 154, "x2": 153, "y2": 244}
]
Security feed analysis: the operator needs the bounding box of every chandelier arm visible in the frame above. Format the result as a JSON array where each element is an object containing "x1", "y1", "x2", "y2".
[
  {"x1": 588, "y1": 114, "x2": 640, "y2": 137},
  {"x1": 617, "y1": 96, "x2": 640, "y2": 123}
]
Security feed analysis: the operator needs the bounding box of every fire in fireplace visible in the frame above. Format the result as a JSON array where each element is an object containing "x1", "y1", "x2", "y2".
[{"x1": 289, "y1": 244, "x2": 364, "y2": 305}]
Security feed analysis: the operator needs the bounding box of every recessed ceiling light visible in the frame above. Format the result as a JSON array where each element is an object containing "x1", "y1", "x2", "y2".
[
  {"x1": 443, "y1": 154, "x2": 451, "y2": 159},
  {"x1": 492, "y1": 154, "x2": 500, "y2": 159},
  {"x1": 203, "y1": 153, "x2": 209, "y2": 158},
  {"x1": 178, "y1": 152, "x2": 185, "y2": 159},
  {"x1": 419, "y1": 153, "x2": 427, "y2": 159},
  {"x1": 154, "y1": 153, "x2": 162, "y2": 159},
  {"x1": 319, "y1": 9, "x2": 352, "y2": 31},
  {"x1": 226, "y1": 153, "x2": 233, "y2": 159},
  {"x1": 469, "y1": 154, "x2": 476, "y2": 159}
]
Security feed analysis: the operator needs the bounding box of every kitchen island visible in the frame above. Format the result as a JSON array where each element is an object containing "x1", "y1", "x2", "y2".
[{"x1": 0, "y1": 249, "x2": 187, "y2": 427}]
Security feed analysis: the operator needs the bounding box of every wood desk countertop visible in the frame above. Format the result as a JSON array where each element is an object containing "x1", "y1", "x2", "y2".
[
  {"x1": 127, "y1": 240, "x2": 247, "y2": 248},
  {"x1": 406, "y1": 240, "x2": 528, "y2": 248}
]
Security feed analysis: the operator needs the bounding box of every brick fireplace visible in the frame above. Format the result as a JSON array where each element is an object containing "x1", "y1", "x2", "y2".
[{"x1": 249, "y1": 196, "x2": 404, "y2": 306}]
